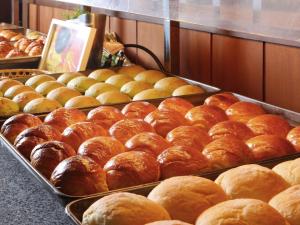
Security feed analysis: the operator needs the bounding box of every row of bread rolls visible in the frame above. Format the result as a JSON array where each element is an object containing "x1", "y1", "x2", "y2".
[
  {"x1": 82, "y1": 170, "x2": 298, "y2": 225},
  {"x1": 0, "y1": 66, "x2": 205, "y2": 116},
  {"x1": 83, "y1": 161, "x2": 300, "y2": 225}
]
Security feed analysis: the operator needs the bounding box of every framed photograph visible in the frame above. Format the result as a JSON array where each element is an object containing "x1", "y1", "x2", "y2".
[{"x1": 39, "y1": 19, "x2": 96, "y2": 73}]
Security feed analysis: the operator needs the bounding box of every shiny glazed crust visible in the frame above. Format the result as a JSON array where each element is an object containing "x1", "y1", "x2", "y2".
[
  {"x1": 158, "y1": 97, "x2": 194, "y2": 116},
  {"x1": 121, "y1": 101, "x2": 157, "y2": 119},
  {"x1": 204, "y1": 92, "x2": 239, "y2": 110}
]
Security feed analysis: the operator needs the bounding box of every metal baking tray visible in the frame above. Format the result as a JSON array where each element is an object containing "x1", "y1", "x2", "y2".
[{"x1": 65, "y1": 152, "x2": 300, "y2": 225}]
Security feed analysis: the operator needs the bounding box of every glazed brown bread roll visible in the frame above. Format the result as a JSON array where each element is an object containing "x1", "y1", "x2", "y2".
[
  {"x1": 158, "y1": 97, "x2": 194, "y2": 116},
  {"x1": 125, "y1": 132, "x2": 170, "y2": 157},
  {"x1": 109, "y1": 119, "x2": 154, "y2": 144},
  {"x1": 145, "y1": 109, "x2": 188, "y2": 137},
  {"x1": 269, "y1": 185, "x2": 300, "y2": 225},
  {"x1": 202, "y1": 136, "x2": 253, "y2": 169},
  {"x1": 215, "y1": 164, "x2": 290, "y2": 202},
  {"x1": 1, "y1": 113, "x2": 42, "y2": 143},
  {"x1": 225, "y1": 101, "x2": 266, "y2": 123},
  {"x1": 166, "y1": 126, "x2": 211, "y2": 150},
  {"x1": 273, "y1": 158, "x2": 300, "y2": 186},
  {"x1": 246, "y1": 134, "x2": 295, "y2": 161},
  {"x1": 104, "y1": 151, "x2": 160, "y2": 190},
  {"x1": 44, "y1": 108, "x2": 86, "y2": 132},
  {"x1": 204, "y1": 92, "x2": 239, "y2": 110},
  {"x1": 30, "y1": 141, "x2": 76, "y2": 179},
  {"x1": 62, "y1": 122, "x2": 108, "y2": 151},
  {"x1": 185, "y1": 105, "x2": 228, "y2": 130},
  {"x1": 82, "y1": 192, "x2": 170, "y2": 225},
  {"x1": 5, "y1": 49, "x2": 26, "y2": 58},
  {"x1": 148, "y1": 176, "x2": 227, "y2": 224},
  {"x1": 287, "y1": 126, "x2": 300, "y2": 152},
  {"x1": 208, "y1": 120, "x2": 255, "y2": 141},
  {"x1": 78, "y1": 136, "x2": 125, "y2": 167},
  {"x1": 50, "y1": 155, "x2": 108, "y2": 196},
  {"x1": 195, "y1": 198, "x2": 289, "y2": 225},
  {"x1": 146, "y1": 221, "x2": 192, "y2": 225},
  {"x1": 121, "y1": 101, "x2": 157, "y2": 119},
  {"x1": 157, "y1": 146, "x2": 210, "y2": 179},
  {"x1": 247, "y1": 114, "x2": 291, "y2": 138},
  {"x1": 14, "y1": 124, "x2": 61, "y2": 159},
  {"x1": 87, "y1": 106, "x2": 124, "y2": 130}
]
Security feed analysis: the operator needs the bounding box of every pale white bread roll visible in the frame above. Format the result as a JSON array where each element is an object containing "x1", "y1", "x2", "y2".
[
  {"x1": 147, "y1": 176, "x2": 227, "y2": 224},
  {"x1": 196, "y1": 198, "x2": 289, "y2": 225},
  {"x1": 146, "y1": 220, "x2": 192, "y2": 225},
  {"x1": 215, "y1": 164, "x2": 290, "y2": 202},
  {"x1": 82, "y1": 192, "x2": 170, "y2": 225},
  {"x1": 273, "y1": 158, "x2": 300, "y2": 186}
]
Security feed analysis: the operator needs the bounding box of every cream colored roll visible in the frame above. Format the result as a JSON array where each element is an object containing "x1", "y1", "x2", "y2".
[
  {"x1": 4, "y1": 85, "x2": 34, "y2": 99},
  {"x1": 0, "y1": 79, "x2": 23, "y2": 93},
  {"x1": 57, "y1": 72, "x2": 84, "y2": 84},
  {"x1": 85, "y1": 83, "x2": 119, "y2": 98},
  {"x1": 154, "y1": 77, "x2": 188, "y2": 94},
  {"x1": 0, "y1": 97, "x2": 19, "y2": 116},
  {"x1": 47, "y1": 87, "x2": 81, "y2": 106},
  {"x1": 35, "y1": 81, "x2": 64, "y2": 96},
  {"x1": 13, "y1": 91, "x2": 43, "y2": 110},
  {"x1": 67, "y1": 76, "x2": 98, "y2": 93},
  {"x1": 88, "y1": 69, "x2": 116, "y2": 81},
  {"x1": 117, "y1": 65, "x2": 145, "y2": 78},
  {"x1": 105, "y1": 74, "x2": 133, "y2": 89},
  {"x1": 146, "y1": 220, "x2": 192, "y2": 225},
  {"x1": 23, "y1": 98, "x2": 62, "y2": 114},
  {"x1": 133, "y1": 88, "x2": 171, "y2": 101},
  {"x1": 273, "y1": 158, "x2": 300, "y2": 186},
  {"x1": 173, "y1": 85, "x2": 205, "y2": 96},
  {"x1": 25, "y1": 75, "x2": 55, "y2": 88},
  {"x1": 121, "y1": 81, "x2": 152, "y2": 98},
  {"x1": 134, "y1": 70, "x2": 166, "y2": 85},
  {"x1": 96, "y1": 91, "x2": 131, "y2": 104},
  {"x1": 64, "y1": 96, "x2": 100, "y2": 109}
]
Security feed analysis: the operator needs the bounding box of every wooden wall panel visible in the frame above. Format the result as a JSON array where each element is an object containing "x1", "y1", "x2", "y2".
[
  {"x1": 110, "y1": 17, "x2": 137, "y2": 62},
  {"x1": 38, "y1": 5, "x2": 53, "y2": 33},
  {"x1": 29, "y1": 4, "x2": 38, "y2": 30},
  {"x1": 265, "y1": 43, "x2": 300, "y2": 112},
  {"x1": 212, "y1": 34, "x2": 263, "y2": 100},
  {"x1": 180, "y1": 29, "x2": 211, "y2": 83},
  {"x1": 53, "y1": 7, "x2": 69, "y2": 20},
  {"x1": 137, "y1": 21, "x2": 164, "y2": 70}
]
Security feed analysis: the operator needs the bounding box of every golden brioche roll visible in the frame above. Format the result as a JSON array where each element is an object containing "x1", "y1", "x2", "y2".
[
  {"x1": 87, "y1": 106, "x2": 124, "y2": 130},
  {"x1": 120, "y1": 80, "x2": 152, "y2": 98},
  {"x1": 30, "y1": 141, "x2": 76, "y2": 179},
  {"x1": 82, "y1": 192, "x2": 170, "y2": 225},
  {"x1": 117, "y1": 65, "x2": 146, "y2": 78},
  {"x1": 146, "y1": 221, "x2": 191, "y2": 225},
  {"x1": 62, "y1": 122, "x2": 108, "y2": 151},
  {"x1": 88, "y1": 69, "x2": 116, "y2": 81},
  {"x1": 96, "y1": 91, "x2": 131, "y2": 105},
  {"x1": 173, "y1": 85, "x2": 205, "y2": 96},
  {"x1": 109, "y1": 118, "x2": 155, "y2": 144},
  {"x1": 47, "y1": 87, "x2": 81, "y2": 106},
  {"x1": 64, "y1": 96, "x2": 100, "y2": 109},
  {"x1": 14, "y1": 124, "x2": 61, "y2": 159},
  {"x1": 166, "y1": 126, "x2": 211, "y2": 150},
  {"x1": 44, "y1": 108, "x2": 87, "y2": 132},
  {"x1": 10, "y1": 33, "x2": 24, "y2": 42},
  {"x1": 105, "y1": 74, "x2": 133, "y2": 89},
  {"x1": 125, "y1": 132, "x2": 170, "y2": 157},
  {"x1": 12, "y1": 91, "x2": 43, "y2": 110},
  {"x1": 158, "y1": 146, "x2": 210, "y2": 179},
  {"x1": 154, "y1": 77, "x2": 188, "y2": 94},
  {"x1": 121, "y1": 101, "x2": 157, "y2": 119},
  {"x1": 0, "y1": 113, "x2": 42, "y2": 143},
  {"x1": 226, "y1": 101, "x2": 266, "y2": 123},
  {"x1": 148, "y1": 176, "x2": 227, "y2": 224},
  {"x1": 204, "y1": 92, "x2": 239, "y2": 110},
  {"x1": 50, "y1": 155, "x2": 108, "y2": 195},
  {"x1": 4, "y1": 84, "x2": 34, "y2": 99},
  {"x1": 85, "y1": 83, "x2": 118, "y2": 98},
  {"x1": 145, "y1": 109, "x2": 188, "y2": 137},
  {"x1": 5, "y1": 49, "x2": 26, "y2": 58},
  {"x1": 135, "y1": 70, "x2": 166, "y2": 84},
  {"x1": 0, "y1": 30, "x2": 17, "y2": 39},
  {"x1": 202, "y1": 136, "x2": 253, "y2": 169},
  {"x1": 215, "y1": 164, "x2": 290, "y2": 201},
  {"x1": 195, "y1": 198, "x2": 289, "y2": 225},
  {"x1": 104, "y1": 151, "x2": 160, "y2": 189},
  {"x1": 0, "y1": 97, "x2": 19, "y2": 116},
  {"x1": 78, "y1": 136, "x2": 125, "y2": 167},
  {"x1": 57, "y1": 72, "x2": 84, "y2": 84},
  {"x1": 158, "y1": 97, "x2": 194, "y2": 116},
  {"x1": 23, "y1": 98, "x2": 62, "y2": 114},
  {"x1": 35, "y1": 81, "x2": 64, "y2": 96},
  {"x1": 246, "y1": 135, "x2": 295, "y2": 161},
  {"x1": 287, "y1": 126, "x2": 300, "y2": 152},
  {"x1": 273, "y1": 158, "x2": 300, "y2": 185},
  {"x1": 269, "y1": 185, "x2": 300, "y2": 225},
  {"x1": 133, "y1": 88, "x2": 171, "y2": 101},
  {"x1": 67, "y1": 76, "x2": 98, "y2": 93},
  {"x1": 247, "y1": 114, "x2": 291, "y2": 138},
  {"x1": 0, "y1": 79, "x2": 23, "y2": 93},
  {"x1": 25, "y1": 74, "x2": 56, "y2": 88},
  {"x1": 209, "y1": 120, "x2": 255, "y2": 141},
  {"x1": 185, "y1": 105, "x2": 228, "y2": 131}
]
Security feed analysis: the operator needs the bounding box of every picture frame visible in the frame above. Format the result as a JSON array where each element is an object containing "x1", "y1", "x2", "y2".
[{"x1": 39, "y1": 19, "x2": 96, "y2": 73}]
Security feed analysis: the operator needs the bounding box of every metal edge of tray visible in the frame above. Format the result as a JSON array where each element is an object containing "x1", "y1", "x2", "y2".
[
  {"x1": 65, "y1": 152, "x2": 300, "y2": 225},
  {"x1": 0, "y1": 56, "x2": 41, "y2": 65}
]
